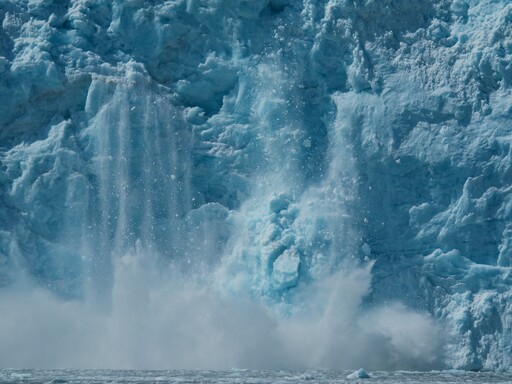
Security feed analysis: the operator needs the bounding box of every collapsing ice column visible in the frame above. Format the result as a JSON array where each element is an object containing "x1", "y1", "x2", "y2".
[{"x1": 82, "y1": 71, "x2": 193, "y2": 297}]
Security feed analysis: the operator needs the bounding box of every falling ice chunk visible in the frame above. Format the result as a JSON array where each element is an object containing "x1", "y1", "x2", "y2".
[
  {"x1": 302, "y1": 138, "x2": 312, "y2": 148},
  {"x1": 272, "y1": 248, "x2": 300, "y2": 290},
  {"x1": 269, "y1": 194, "x2": 291, "y2": 213}
]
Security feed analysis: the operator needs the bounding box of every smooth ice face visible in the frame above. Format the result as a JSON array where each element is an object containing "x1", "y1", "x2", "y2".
[{"x1": 1, "y1": 0, "x2": 512, "y2": 371}]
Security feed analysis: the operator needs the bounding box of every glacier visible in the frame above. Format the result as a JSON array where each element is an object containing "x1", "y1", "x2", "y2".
[{"x1": 1, "y1": 0, "x2": 512, "y2": 371}]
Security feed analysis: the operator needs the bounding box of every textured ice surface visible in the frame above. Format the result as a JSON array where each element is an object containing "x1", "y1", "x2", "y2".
[{"x1": 1, "y1": 0, "x2": 512, "y2": 371}]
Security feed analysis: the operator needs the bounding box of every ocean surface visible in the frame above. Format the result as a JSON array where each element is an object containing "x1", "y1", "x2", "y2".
[{"x1": 1, "y1": 369, "x2": 512, "y2": 384}]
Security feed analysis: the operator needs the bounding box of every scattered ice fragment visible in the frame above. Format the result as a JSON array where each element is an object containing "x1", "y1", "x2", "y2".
[
  {"x1": 298, "y1": 373, "x2": 314, "y2": 380},
  {"x1": 347, "y1": 369, "x2": 370, "y2": 379},
  {"x1": 302, "y1": 138, "x2": 312, "y2": 148}
]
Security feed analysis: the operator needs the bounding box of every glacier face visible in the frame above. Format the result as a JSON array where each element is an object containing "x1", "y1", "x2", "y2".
[{"x1": 1, "y1": 0, "x2": 512, "y2": 371}]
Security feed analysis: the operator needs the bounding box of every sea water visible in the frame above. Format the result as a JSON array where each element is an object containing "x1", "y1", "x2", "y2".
[{"x1": 1, "y1": 369, "x2": 512, "y2": 384}]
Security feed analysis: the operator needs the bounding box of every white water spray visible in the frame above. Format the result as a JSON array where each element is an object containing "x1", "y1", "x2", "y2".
[{"x1": 0, "y1": 58, "x2": 444, "y2": 372}]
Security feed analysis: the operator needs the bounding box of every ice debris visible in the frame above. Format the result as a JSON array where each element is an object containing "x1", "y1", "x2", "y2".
[{"x1": 347, "y1": 369, "x2": 370, "y2": 379}]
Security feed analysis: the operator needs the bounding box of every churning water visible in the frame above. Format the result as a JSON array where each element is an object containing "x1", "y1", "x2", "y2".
[{"x1": 1, "y1": 369, "x2": 512, "y2": 384}]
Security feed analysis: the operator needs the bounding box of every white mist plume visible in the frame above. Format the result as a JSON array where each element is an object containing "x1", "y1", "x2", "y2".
[{"x1": 0, "y1": 248, "x2": 444, "y2": 370}]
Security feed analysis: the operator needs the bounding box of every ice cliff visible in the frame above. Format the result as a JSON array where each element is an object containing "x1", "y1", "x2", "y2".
[{"x1": 1, "y1": 0, "x2": 512, "y2": 371}]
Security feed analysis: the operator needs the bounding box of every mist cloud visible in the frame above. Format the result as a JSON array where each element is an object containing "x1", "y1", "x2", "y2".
[{"x1": 0, "y1": 249, "x2": 444, "y2": 370}]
